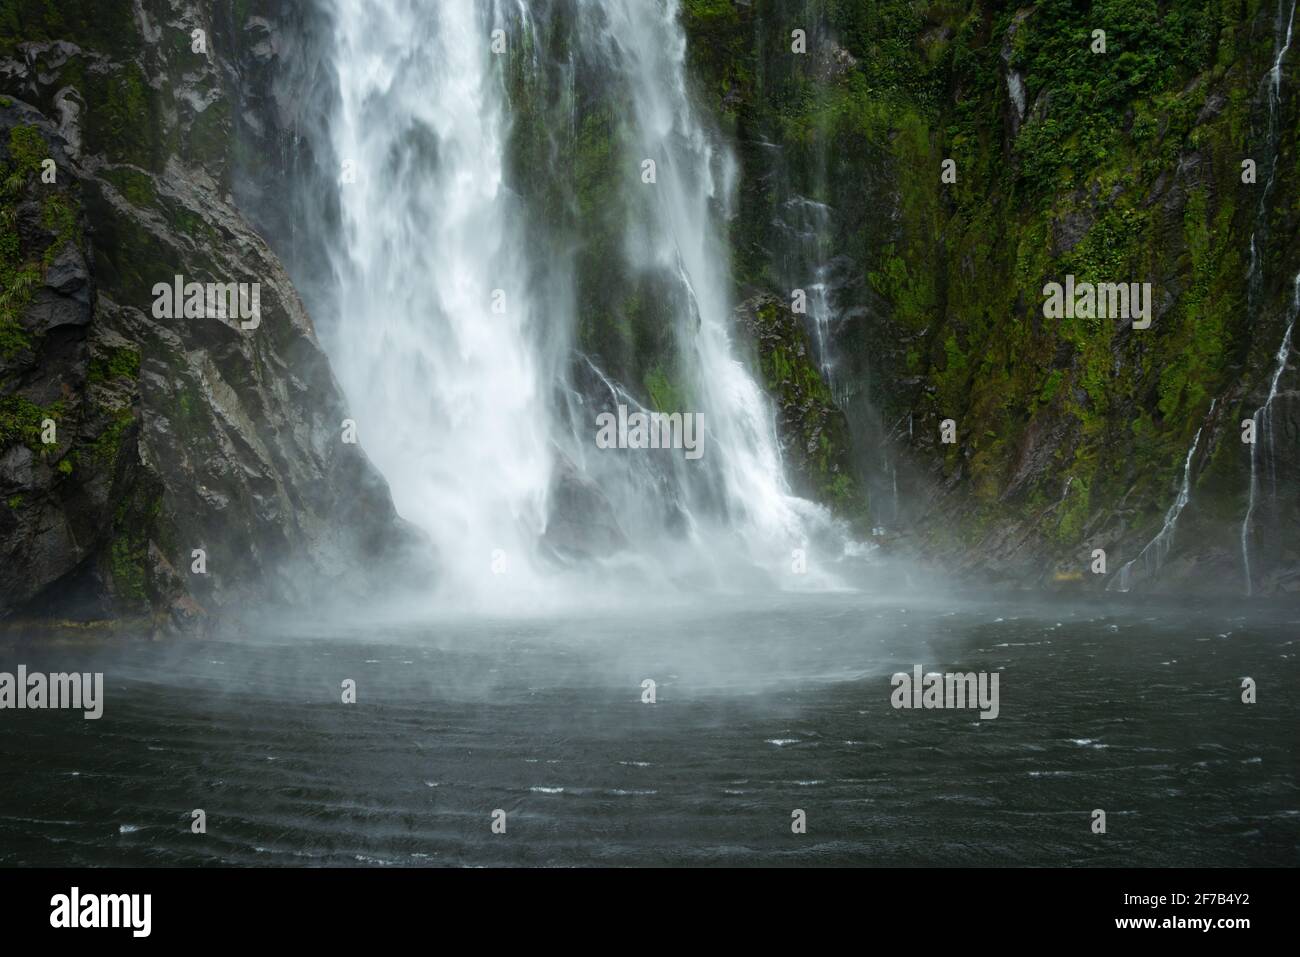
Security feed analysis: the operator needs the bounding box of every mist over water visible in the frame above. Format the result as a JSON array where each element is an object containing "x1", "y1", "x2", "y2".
[
  {"x1": 5, "y1": 0, "x2": 1300, "y2": 880},
  {"x1": 3, "y1": 594, "x2": 1296, "y2": 866}
]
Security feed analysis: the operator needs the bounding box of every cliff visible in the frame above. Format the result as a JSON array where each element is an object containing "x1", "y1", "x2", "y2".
[
  {"x1": 0, "y1": 0, "x2": 421, "y2": 634},
  {"x1": 3, "y1": 0, "x2": 1297, "y2": 623},
  {"x1": 683, "y1": 0, "x2": 1300, "y2": 595}
]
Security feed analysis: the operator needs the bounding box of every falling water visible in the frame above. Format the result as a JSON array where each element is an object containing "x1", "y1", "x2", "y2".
[
  {"x1": 322, "y1": 0, "x2": 839, "y2": 604},
  {"x1": 1241, "y1": 274, "x2": 1300, "y2": 595},
  {"x1": 1109, "y1": 401, "x2": 1216, "y2": 592},
  {"x1": 1239, "y1": 0, "x2": 1298, "y2": 595},
  {"x1": 1249, "y1": 0, "x2": 1296, "y2": 292},
  {"x1": 572, "y1": 0, "x2": 840, "y2": 575},
  {"x1": 774, "y1": 195, "x2": 836, "y2": 383},
  {"x1": 326, "y1": 0, "x2": 554, "y2": 604}
]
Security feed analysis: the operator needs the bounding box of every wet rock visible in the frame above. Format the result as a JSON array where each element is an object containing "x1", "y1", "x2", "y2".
[
  {"x1": 540, "y1": 454, "x2": 629, "y2": 563},
  {"x1": 0, "y1": 12, "x2": 426, "y2": 630},
  {"x1": 734, "y1": 294, "x2": 861, "y2": 516}
]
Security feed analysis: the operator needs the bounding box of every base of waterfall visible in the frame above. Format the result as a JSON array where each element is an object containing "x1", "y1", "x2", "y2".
[{"x1": 3, "y1": 591, "x2": 1293, "y2": 867}]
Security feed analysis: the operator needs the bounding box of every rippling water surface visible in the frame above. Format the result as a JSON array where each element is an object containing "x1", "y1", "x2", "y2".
[{"x1": 1, "y1": 594, "x2": 1296, "y2": 866}]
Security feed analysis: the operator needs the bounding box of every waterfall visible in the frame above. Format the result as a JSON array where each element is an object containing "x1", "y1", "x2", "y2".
[
  {"x1": 1109, "y1": 401, "x2": 1215, "y2": 592},
  {"x1": 570, "y1": 0, "x2": 842, "y2": 577},
  {"x1": 1258, "y1": 0, "x2": 1296, "y2": 223},
  {"x1": 326, "y1": 0, "x2": 554, "y2": 604},
  {"x1": 774, "y1": 195, "x2": 836, "y2": 384},
  {"x1": 1240, "y1": 0, "x2": 1298, "y2": 595},
  {"x1": 1241, "y1": 274, "x2": 1300, "y2": 595},
  {"x1": 1245, "y1": 0, "x2": 1296, "y2": 301},
  {"x1": 1123, "y1": 0, "x2": 1296, "y2": 595},
  {"x1": 320, "y1": 0, "x2": 840, "y2": 605}
]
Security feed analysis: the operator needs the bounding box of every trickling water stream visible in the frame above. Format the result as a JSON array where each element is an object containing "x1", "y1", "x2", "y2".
[
  {"x1": 1242, "y1": 273, "x2": 1300, "y2": 594},
  {"x1": 1240, "y1": 0, "x2": 1298, "y2": 595},
  {"x1": 1109, "y1": 401, "x2": 1215, "y2": 593},
  {"x1": 1119, "y1": 0, "x2": 1296, "y2": 595}
]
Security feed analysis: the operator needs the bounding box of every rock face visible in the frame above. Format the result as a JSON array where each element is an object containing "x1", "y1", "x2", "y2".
[
  {"x1": 539, "y1": 453, "x2": 629, "y2": 564},
  {"x1": 3, "y1": 0, "x2": 1297, "y2": 614},
  {"x1": 683, "y1": 0, "x2": 1300, "y2": 596},
  {"x1": 733, "y1": 293, "x2": 863, "y2": 522},
  {"x1": 0, "y1": 2, "x2": 422, "y2": 632}
]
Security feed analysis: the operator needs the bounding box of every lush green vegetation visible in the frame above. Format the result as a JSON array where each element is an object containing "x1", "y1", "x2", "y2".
[{"x1": 681, "y1": 0, "x2": 1293, "y2": 558}]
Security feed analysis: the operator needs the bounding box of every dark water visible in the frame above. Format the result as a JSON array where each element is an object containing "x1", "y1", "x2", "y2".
[{"x1": 1, "y1": 594, "x2": 1297, "y2": 866}]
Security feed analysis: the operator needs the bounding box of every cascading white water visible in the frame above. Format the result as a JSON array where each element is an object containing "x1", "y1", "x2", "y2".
[
  {"x1": 1240, "y1": 0, "x2": 1298, "y2": 595},
  {"x1": 1241, "y1": 273, "x2": 1300, "y2": 594},
  {"x1": 326, "y1": 0, "x2": 554, "y2": 604},
  {"x1": 1109, "y1": 401, "x2": 1215, "y2": 592},
  {"x1": 576, "y1": 0, "x2": 837, "y2": 569},
  {"x1": 776, "y1": 195, "x2": 836, "y2": 383},
  {"x1": 322, "y1": 0, "x2": 840, "y2": 603},
  {"x1": 1247, "y1": 0, "x2": 1296, "y2": 288},
  {"x1": 555, "y1": 2, "x2": 850, "y2": 588},
  {"x1": 1116, "y1": 1, "x2": 1296, "y2": 595}
]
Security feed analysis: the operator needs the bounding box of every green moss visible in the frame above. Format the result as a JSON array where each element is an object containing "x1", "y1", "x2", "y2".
[
  {"x1": 0, "y1": 264, "x2": 38, "y2": 359},
  {"x1": 1056, "y1": 477, "x2": 1092, "y2": 545},
  {"x1": 0, "y1": 0, "x2": 137, "y2": 59},
  {"x1": 742, "y1": 297, "x2": 862, "y2": 515},
  {"x1": 575, "y1": 106, "x2": 616, "y2": 222},
  {"x1": 826, "y1": 471, "x2": 858, "y2": 510},
  {"x1": 643, "y1": 364, "x2": 686, "y2": 412},
  {"x1": 668, "y1": 0, "x2": 1289, "y2": 557},
  {"x1": 680, "y1": 0, "x2": 749, "y2": 122},
  {"x1": 1005, "y1": 0, "x2": 1216, "y2": 208},
  {"x1": 89, "y1": 346, "x2": 141, "y2": 383},
  {"x1": 1038, "y1": 369, "x2": 1065, "y2": 406},
  {"x1": 39, "y1": 192, "x2": 80, "y2": 260},
  {"x1": 0, "y1": 394, "x2": 59, "y2": 451},
  {"x1": 681, "y1": 0, "x2": 736, "y2": 22},
  {"x1": 164, "y1": 202, "x2": 218, "y2": 244},
  {"x1": 105, "y1": 65, "x2": 147, "y2": 142},
  {"x1": 184, "y1": 97, "x2": 230, "y2": 169},
  {"x1": 5, "y1": 124, "x2": 46, "y2": 178},
  {"x1": 100, "y1": 165, "x2": 155, "y2": 208},
  {"x1": 109, "y1": 533, "x2": 147, "y2": 601},
  {"x1": 81, "y1": 60, "x2": 155, "y2": 167},
  {"x1": 79, "y1": 181, "x2": 178, "y2": 304},
  {"x1": 105, "y1": 478, "x2": 164, "y2": 607},
  {"x1": 1, "y1": 124, "x2": 83, "y2": 359},
  {"x1": 89, "y1": 406, "x2": 134, "y2": 466}
]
